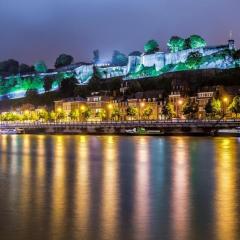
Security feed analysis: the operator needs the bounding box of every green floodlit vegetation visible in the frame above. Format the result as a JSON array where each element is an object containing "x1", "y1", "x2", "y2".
[
  {"x1": 0, "y1": 34, "x2": 239, "y2": 99},
  {"x1": 127, "y1": 49, "x2": 239, "y2": 79},
  {"x1": 0, "y1": 71, "x2": 74, "y2": 96}
]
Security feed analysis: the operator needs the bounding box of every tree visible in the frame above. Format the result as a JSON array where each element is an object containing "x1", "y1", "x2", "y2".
[
  {"x1": 0, "y1": 59, "x2": 19, "y2": 75},
  {"x1": 25, "y1": 89, "x2": 39, "y2": 104},
  {"x1": 167, "y1": 36, "x2": 185, "y2": 53},
  {"x1": 34, "y1": 61, "x2": 48, "y2": 73},
  {"x1": 59, "y1": 77, "x2": 78, "y2": 97},
  {"x1": 96, "y1": 109, "x2": 106, "y2": 120},
  {"x1": 128, "y1": 51, "x2": 142, "y2": 56},
  {"x1": 144, "y1": 40, "x2": 159, "y2": 54},
  {"x1": 233, "y1": 50, "x2": 240, "y2": 60},
  {"x1": 185, "y1": 35, "x2": 207, "y2": 49},
  {"x1": 127, "y1": 80, "x2": 142, "y2": 94},
  {"x1": 205, "y1": 99, "x2": 213, "y2": 118},
  {"x1": 111, "y1": 51, "x2": 128, "y2": 66},
  {"x1": 212, "y1": 98, "x2": 221, "y2": 116},
  {"x1": 49, "y1": 111, "x2": 57, "y2": 122},
  {"x1": 142, "y1": 106, "x2": 153, "y2": 120},
  {"x1": 182, "y1": 98, "x2": 198, "y2": 119},
  {"x1": 22, "y1": 111, "x2": 32, "y2": 121},
  {"x1": 43, "y1": 76, "x2": 55, "y2": 92},
  {"x1": 19, "y1": 64, "x2": 33, "y2": 74},
  {"x1": 205, "y1": 98, "x2": 221, "y2": 118},
  {"x1": 161, "y1": 102, "x2": 175, "y2": 119},
  {"x1": 93, "y1": 50, "x2": 100, "y2": 64},
  {"x1": 111, "y1": 108, "x2": 121, "y2": 121},
  {"x1": 87, "y1": 66, "x2": 102, "y2": 92},
  {"x1": 126, "y1": 106, "x2": 138, "y2": 120},
  {"x1": 56, "y1": 110, "x2": 67, "y2": 121},
  {"x1": 69, "y1": 109, "x2": 80, "y2": 121},
  {"x1": 37, "y1": 109, "x2": 49, "y2": 122},
  {"x1": 228, "y1": 96, "x2": 240, "y2": 118},
  {"x1": 55, "y1": 54, "x2": 74, "y2": 68},
  {"x1": 186, "y1": 51, "x2": 203, "y2": 69},
  {"x1": 81, "y1": 108, "x2": 91, "y2": 121}
]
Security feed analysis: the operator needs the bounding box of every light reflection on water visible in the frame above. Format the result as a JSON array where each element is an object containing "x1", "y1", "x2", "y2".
[
  {"x1": 214, "y1": 138, "x2": 238, "y2": 240},
  {"x1": 0, "y1": 135, "x2": 239, "y2": 240},
  {"x1": 170, "y1": 137, "x2": 190, "y2": 240}
]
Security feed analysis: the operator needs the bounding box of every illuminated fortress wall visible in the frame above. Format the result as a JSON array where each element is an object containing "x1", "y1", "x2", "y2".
[
  {"x1": 74, "y1": 40, "x2": 235, "y2": 84},
  {"x1": 0, "y1": 40, "x2": 238, "y2": 100}
]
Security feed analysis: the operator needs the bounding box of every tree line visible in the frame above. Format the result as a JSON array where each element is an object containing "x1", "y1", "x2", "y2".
[{"x1": 0, "y1": 34, "x2": 213, "y2": 77}]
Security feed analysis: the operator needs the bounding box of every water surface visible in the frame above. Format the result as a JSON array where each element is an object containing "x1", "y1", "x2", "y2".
[{"x1": 0, "y1": 135, "x2": 240, "y2": 240}]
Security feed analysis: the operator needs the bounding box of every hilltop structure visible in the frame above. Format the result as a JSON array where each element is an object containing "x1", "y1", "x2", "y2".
[
  {"x1": 0, "y1": 38, "x2": 239, "y2": 100},
  {"x1": 76, "y1": 39, "x2": 237, "y2": 83}
]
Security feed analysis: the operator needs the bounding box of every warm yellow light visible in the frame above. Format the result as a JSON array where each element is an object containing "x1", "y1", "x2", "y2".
[
  {"x1": 108, "y1": 104, "x2": 113, "y2": 109},
  {"x1": 81, "y1": 105, "x2": 86, "y2": 111},
  {"x1": 178, "y1": 100, "x2": 183, "y2": 105},
  {"x1": 140, "y1": 102, "x2": 145, "y2": 107},
  {"x1": 223, "y1": 97, "x2": 228, "y2": 103},
  {"x1": 24, "y1": 110, "x2": 29, "y2": 114},
  {"x1": 57, "y1": 107, "x2": 62, "y2": 112}
]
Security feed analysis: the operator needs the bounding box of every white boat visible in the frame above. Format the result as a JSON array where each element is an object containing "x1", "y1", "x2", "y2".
[
  {"x1": 0, "y1": 128, "x2": 23, "y2": 134},
  {"x1": 218, "y1": 129, "x2": 240, "y2": 136}
]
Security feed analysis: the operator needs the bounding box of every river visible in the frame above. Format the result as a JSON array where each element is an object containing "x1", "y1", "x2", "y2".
[{"x1": 0, "y1": 135, "x2": 239, "y2": 240}]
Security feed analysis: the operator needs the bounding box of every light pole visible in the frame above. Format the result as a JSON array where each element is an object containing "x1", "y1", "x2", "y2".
[
  {"x1": 139, "y1": 102, "x2": 145, "y2": 121},
  {"x1": 108, "y1": 103, "x2": 113, "y2": 121},
  {"x1": 223, "y1": 97, "x2": 228, "y2": 119},
  {"x1": 177, "y1": 99, "x2": 183, "y2": 118}
]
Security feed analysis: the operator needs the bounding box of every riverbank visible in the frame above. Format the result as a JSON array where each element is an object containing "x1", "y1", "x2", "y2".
[
  {"x1": 7, "y1": 128, "x2": 239, "y2": 137},
  {"x1": 1, "y1": 120, "x2": 240, "y2": 136}
]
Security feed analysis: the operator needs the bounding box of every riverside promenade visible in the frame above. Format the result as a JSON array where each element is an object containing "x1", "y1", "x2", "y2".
[{"x1": 1, "y1": 119, "x2": 240, "y2": 135}]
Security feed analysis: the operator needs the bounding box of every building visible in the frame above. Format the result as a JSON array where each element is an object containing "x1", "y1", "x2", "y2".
[{"x1": 54, "y1": 97, "x2": 87, "y2": 114}]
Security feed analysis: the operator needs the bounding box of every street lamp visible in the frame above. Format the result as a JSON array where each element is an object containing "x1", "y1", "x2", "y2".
[
  {"x1": 80, "y1": 105, "x2": 86, "y2": 111},
  {"x1": 223, "y1": 97, "x2": 228, "y2": 118},
  {"x1": 108, "y1": 103, "x2": 113, "y2": 110},
  {"x1": 108, "y1": 104, "x2": 113, "y2": 121},
  {"x1": 177, "y1": 99, "x2": 183, "y2": 118},
  {"x1": 139, "y1": 102, "x2": 145, "y2": 120}
]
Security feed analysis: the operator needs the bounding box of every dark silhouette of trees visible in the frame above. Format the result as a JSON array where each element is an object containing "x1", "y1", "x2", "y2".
[
  {"x1": 111, "y1": 51, "x2": 128, "y2": 66},
  {"x1": 19, "y1": 64, "x2": 34, "y2": 74},
  {"x1": 93, "y1": 50, "x2": 100, "y2": 64},
  {"x1": 55, "y1": 54, "x2": 74, "y2": 68},
  {"x1": 0, "y1": 59, "x2": 19, "y2": 75},
  {"x1": 34, "y1": 61, "x2": 48, "y2": 73},
  {"x1": 144, "y1": 40, "x2": 159, "y2": 54}
]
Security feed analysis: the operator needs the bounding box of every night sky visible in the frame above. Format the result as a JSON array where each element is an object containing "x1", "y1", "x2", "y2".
[{"x1": 0, "y1": 0, "x2": 239, "y2": 67}]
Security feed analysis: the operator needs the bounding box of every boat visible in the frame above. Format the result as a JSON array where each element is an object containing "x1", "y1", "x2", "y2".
[
  {"x1": 125, "y1": 128, "x2": 163, "y2": 135},
  {"x1": 0, "y1": 128, "x2": 24, "y2": 134},
  {"x1": 217, "y1": 128, "x2": 240, "y2": 136}
]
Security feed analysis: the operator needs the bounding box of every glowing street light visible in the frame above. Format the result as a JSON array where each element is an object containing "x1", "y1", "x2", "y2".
[
  {"x1": 177, "y1": 99, "x2": 183, "y2": 118},
  {"x1": 223, "y1": 97, "x2": 228, "y2": 103},
  {"x1": 223, "y1": 97, "x2": 229, "y2": 117},
  {"x1": 80, "y1": 105, "x2": 86, "y2": 111},
  {"x1": 108, "y1": 103, "x2": 113, "y2": 110},
  {"x1": 178, "y1": 99, "x2": 183, "y2": 105}
]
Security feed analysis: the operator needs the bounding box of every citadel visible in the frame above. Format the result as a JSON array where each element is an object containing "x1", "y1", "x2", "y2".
[
  {"x1": 75, "y1": 39, "x2": 237, "y2": 83},
  {"x1": 0, "y1": 36, "x2": 239, "y2": 100}
]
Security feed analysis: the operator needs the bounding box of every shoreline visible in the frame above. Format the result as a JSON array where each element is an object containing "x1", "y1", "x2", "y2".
[{"x1": 1, "y1": 130, "x2": 238, "y2": 137}]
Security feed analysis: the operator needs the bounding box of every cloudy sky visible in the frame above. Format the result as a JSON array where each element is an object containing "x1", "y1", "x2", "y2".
[{"x1": 0, "y1": 0, "x2": 239, "y2": 67}]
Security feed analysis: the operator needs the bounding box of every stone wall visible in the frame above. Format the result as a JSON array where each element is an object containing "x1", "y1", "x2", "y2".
[
  {"x1": 75, "y1": 65, "x2": 94, "y2": 84},
  {"x1": 97, "y1": 66, "x2": 127, "y2": 79},
  {"x1": 141, "y1": 52, "x2": 165, "y2": 71}
]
